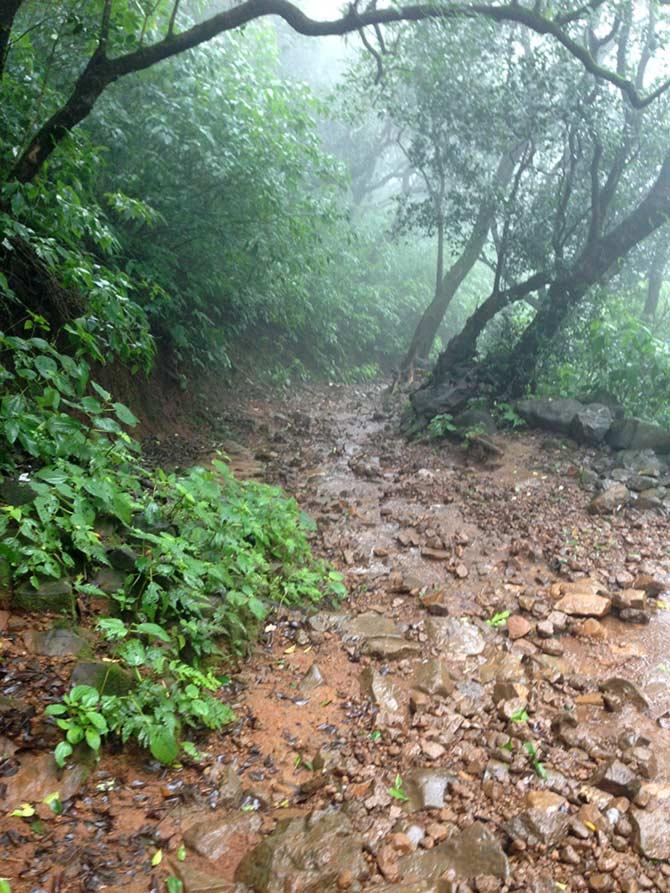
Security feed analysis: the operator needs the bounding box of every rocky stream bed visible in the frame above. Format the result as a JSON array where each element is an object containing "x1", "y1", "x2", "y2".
[{"x1": 1, "y1": 382, "x2": 670, "y2": 892}]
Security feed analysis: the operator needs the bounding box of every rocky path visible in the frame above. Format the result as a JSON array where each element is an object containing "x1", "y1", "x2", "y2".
[{"x1": 2, "y1": 382, "x2": 670, "y2": 892}]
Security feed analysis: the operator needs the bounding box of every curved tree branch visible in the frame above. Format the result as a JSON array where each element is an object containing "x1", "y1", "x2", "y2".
[{"x1": 8, "y1": 0, "x2": 670, "y2": 183}]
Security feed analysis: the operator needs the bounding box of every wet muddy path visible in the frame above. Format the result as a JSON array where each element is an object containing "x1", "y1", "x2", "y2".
[{"x1": 2, "y1": 382, "x2": 670, "y2": 892}]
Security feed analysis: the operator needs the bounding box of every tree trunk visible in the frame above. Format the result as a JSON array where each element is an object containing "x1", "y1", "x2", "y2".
[
  {"x1": 400, "y1": 151, "x2": 518, "y2": 375},
  {"x1": 416, "y1": 146, "x2": 670, "y2": 414},
  {"x1": 643, "y1": 238, "x2": 668, "y2": 320},
  {"x1": 0, "y1": 0, "x2": 24, "y2": 78}
]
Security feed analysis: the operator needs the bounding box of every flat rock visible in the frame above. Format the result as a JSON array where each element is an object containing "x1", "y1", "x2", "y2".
[
  {"x1": 554, "y1": 592, "x2": 611, "y2": 618},
  {"x1": 235, "y1": 811, "x2": 366, "y2": 893},
  {"x1": 23, "y1": 626, "x2": 90, "y2": 657},
  {"x1": 425, "y1": 617, "x2": 486, "y2": 658},
  {"x1": 363, "y1": 636, "x2": 421, "y2": 660},
  {"x1": 12, "y1": 578, "x2": 73, "y2": 613},
  {"x1": 300, "y1": 663, "x2": 325, "y2": 692},
  {"x1": 401, "y1": 822, "x2": 509, "y2": 883},
  {"x1": 516, "y1": 398, "x2": 583, "y2": 435},
  {"x1": 342, "y1": 612, "x2": 401, "y2": 641},
  {"x1": 3, "y1": 751, "x2": 89, "y2": 808}
]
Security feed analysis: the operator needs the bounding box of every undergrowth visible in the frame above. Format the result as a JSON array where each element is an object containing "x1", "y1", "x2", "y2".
[{"x1": 0, "y1": 327, "x2": 344, "y2": 765}]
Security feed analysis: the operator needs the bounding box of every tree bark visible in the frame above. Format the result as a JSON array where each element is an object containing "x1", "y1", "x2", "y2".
[
  {"x1": 400, "y1": 150, "x2": 518, "y2": 373},
  {"x1": 418, "y1": 145, "x2": 670, "y2": 410},
  {"x1": 7, "y1": 0, "x2": 668, "y2": 183},
  {"x1": 0, "y1": 0, "x2": 24, "y2": 78},
  {"x1": 643, "y1": 238, "x2": 668, "y2": 321}
]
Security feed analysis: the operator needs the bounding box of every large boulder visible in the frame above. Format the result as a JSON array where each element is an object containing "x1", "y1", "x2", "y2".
[
  {"x1": 411, "y1": 370, "x2": 479, "y2": 421},
  {"x1": 235, "y1": 811, "x2": 366, "y2": 893},
  {"x1": 570, "y1": 403, "x2": 614, "y2": 444},
  {"x1": 516, "y1": 398, "x2": 583, "y2": 435},
  {"x1": 607, "y1": 418, "x2": 670, "y2": 453},
  {"x1": 453, "y1": 409, "x2": 497, "y2": 436}
]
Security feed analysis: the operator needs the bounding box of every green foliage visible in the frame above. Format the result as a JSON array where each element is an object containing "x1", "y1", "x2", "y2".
[
  {"x1": 1, "y1": 330, "x2": 343, "y2": 762},
  {"x1": 426, "y1": 413, "x2": 457, "y2": 440},
  {"x1": 486, "y1": 610, "x2": 510, "y2": 628},
  {"x1": 45, "y1": 685, "x2": 108, "y2": 766},
  {"x1": 537, "y1": 294, "x2": 670, "y2": 426},
  {"x1": 388, "y1": 774, "x2": 409, "y2": 802},
  {"x1": 494, "y1": 402, "x2": 526, "y2": 430}
]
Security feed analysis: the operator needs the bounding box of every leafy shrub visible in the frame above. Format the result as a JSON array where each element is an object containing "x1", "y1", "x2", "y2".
[
  {"x1": 0, "y1": 330, "x2": 344, "y2": 762},
  {"x1": 537, "y1": 294, "x2": 670, "y2": 426}
]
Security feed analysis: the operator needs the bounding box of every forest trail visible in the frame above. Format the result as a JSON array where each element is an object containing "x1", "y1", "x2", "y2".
[{"x1": 3, "y1": 382, "x2": 670, "y2": 892}]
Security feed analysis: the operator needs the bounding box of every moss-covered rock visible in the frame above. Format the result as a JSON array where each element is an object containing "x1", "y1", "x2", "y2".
[
  {"x1": 12, "y1": 578, "x2": 73, "y2": 613},
  {"x1": 70, "y1": 660, "x2": 135, "y2": 695}
]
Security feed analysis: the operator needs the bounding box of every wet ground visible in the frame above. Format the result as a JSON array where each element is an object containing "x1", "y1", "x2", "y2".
[{"x1": 2, "y1": 382, "x2": 670, "y2": 892}]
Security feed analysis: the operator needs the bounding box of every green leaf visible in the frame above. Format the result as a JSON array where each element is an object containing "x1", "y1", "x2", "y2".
[
  {"x1": 135, "y1": 622, "x2": 171, "y2": 642},
  {"x1": 34, "y1": 356, "x2": 58, "y2": 379},
  {"x1": 166, "y1": 877, "x2": 183, "y2": 893},
  {"x1": 150, "y1": 728, "x2": 180, "y2": 765},
  {"x1": 0, "y1": 877, "x2": 11, "y2": 893},
  {"x1": 113, "y1": 402, "x2": 139, "y2": 426},
  {"x1": 55, "y1": 741, "x2": 74, "y2": 767},
  {"x1": 85, "y1": 729, "x2": 102, "y2": 752}
]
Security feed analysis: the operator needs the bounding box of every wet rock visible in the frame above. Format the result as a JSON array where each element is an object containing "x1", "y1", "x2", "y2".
[
  {"x1": 516, "y1": 398, "x2": 583, "y2": 435},
  {"x1": 404, "y1": 769, "x2": 456, "y2": 811},
  {"x1": 607, "y1": 418, "x2": 670, "y2": 452},
  {"x1": 23, "y1": 626, "x2": 91, "y2": 657},
  {"x1": 588, "y1": 484, "x2": 630, "y2": 515},
  {"x1": 578, "y1": 618, "x2": 606, "y2": 638},
  {"x1": 360, "y1": 667, "x2": 402, "y2": 716},
  {"x1": 591, "y1": 759, "x2": 641, "y2": 800},
  {"x1": 479, "y1": 648, "x2": 525, "y2": 684},
  {"x1": 71, "y1": 660, "x2": 134, "y2": 695},
  {"x1": 507, "y1": 615, "x2": 531, "y2": 640},
  {"x1": 554, "y1": 591, "x2": 611, "y2": 618},
  {"x1": 401, "y1": 822, "x2": 509, "y2": 883},
  {"x1": 425, "y1": 617, "x2": 485, "y2": 658},
  {"x1": 203, "y1": 762, "x2": 244, "y2": 807},
  {"x1": 342, "y1": 612, "x2": 401, "y2": 641},
  {"x1": 613, "y1": 589, "x2": 647, "y2": 611},
  {"x1": 172, "y1": 864, "x2": 235, "y2": 893},
  {"x1": 364, "y1": 637, "x2": 421, "y2": 660},
  {"x1": 12, "y1": 577, "x2": 73, "y2": 613},
  {"x1": 3, "y1": 751, "x2": 89, "y2": 808},
  {"x1": 504, "y1": 791, "x2": 570, "y2": 848},
  {"x1": 599, "y1": 678, "x2": 649, "y2": 711},
  {"x1": 300, "y1": 663, "x2": 325, "y2": 692},
  {"x1": 571, "y1": 404, "x2": 614, "y2": 444},
  {"x1": 235, "y1": 811, "x2": 367, "y2": 893},
  {"x1": 184, "y1": 813, "x2": 261, "y2": 878},
  {"x1": 630, "y1": 786, "x2": 670, "y2": 860},
  {"x1": 492, "y1": 681, "x2": 528, "y2": 704},
  {"x1": 411, "y1": 659, "x2": 456, "y2": 698}
]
